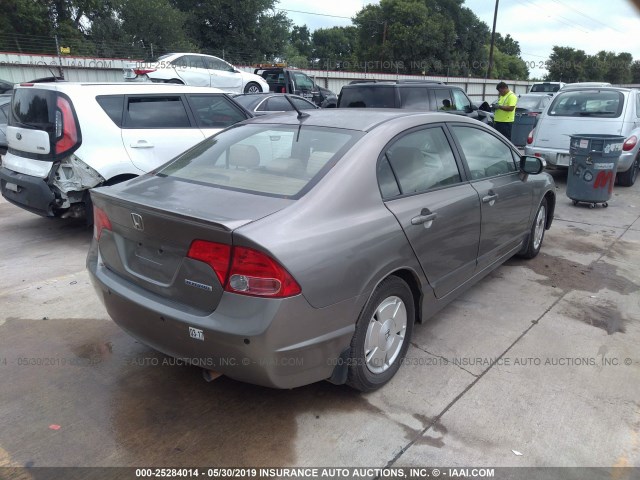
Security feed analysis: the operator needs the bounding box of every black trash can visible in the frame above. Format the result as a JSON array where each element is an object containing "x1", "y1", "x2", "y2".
[{"x1": 566, "y1": 134, "x2": 625, "y2": 208}]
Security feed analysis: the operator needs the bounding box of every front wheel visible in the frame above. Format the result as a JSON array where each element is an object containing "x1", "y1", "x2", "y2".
[
  {"x1": 517, "y1": 197, "x2": 548, "y2": 259},
  {"x1": 346, "y1": 276, "x2": 414, "y2": 392},
  {"x1": 244, "y1": 82, "x2": 262, "y2": 93}
]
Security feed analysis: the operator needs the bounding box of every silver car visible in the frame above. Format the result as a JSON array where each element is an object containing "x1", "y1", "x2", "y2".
[
  {"x1": 87, "y1": 110, "x2": 555, "y2": 391},
  {"x1": 525, "y1": 86, "x2": 640, "y2": 186}
]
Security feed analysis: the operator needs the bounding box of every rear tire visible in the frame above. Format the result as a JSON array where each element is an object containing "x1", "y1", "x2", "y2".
[
  {"x1": 346, "y1": 276, "x2": 414, "y2": 392},
  {"x1": 244, "y1": 82, "x2": 262, "y2": 93},
  {"x1": 517, "y1": 197, "x2": 548, "y2": 259},
  {"x1": 616, "y1": 155, "x2": 638, "y2": 187}
]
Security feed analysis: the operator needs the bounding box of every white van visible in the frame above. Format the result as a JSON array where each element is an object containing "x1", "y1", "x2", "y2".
[
  {"x1": 0, "y1": 82, "x2": 251, "y2": 219},
  {"x1": 525, "y1": 86, "x2": 640, "y2": 186}
]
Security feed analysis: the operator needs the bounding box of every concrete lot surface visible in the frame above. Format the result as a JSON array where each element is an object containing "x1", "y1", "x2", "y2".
[{"x1": 0, "y1": 171, "x2": 639, "y2": 471}]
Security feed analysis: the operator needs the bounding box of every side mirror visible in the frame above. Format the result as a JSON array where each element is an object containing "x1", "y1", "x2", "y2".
[
  {"x1": 478, "y1": 101, "x2": 491, "y2": 112},
  {"x1": 520, "y1": 155, "x2": 546, "y2": 175}
]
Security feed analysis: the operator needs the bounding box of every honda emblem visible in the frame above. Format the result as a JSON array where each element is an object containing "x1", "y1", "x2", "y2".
[{"x1": 131, "y1": 213, "x2": 144, "y2": 231}]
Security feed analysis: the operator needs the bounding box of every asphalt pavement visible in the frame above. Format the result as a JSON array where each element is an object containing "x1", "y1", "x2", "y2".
[{"x1": 0, "y1": 170, "x2": 638, "y2": 473}]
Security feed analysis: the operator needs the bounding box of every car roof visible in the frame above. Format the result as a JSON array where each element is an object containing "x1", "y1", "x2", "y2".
[
  {"x1": 243, "y1": 109, "x2": 480, "y2": 132},
  {"x1": 13, "y1": 82, "x2": 226, "y2": 95},
  {"x1": 555, "y1": 86, "x2": 633, "y2": 93},
  {"x1": 341, "y1": 82, "x2": 451, "y2": 88}
]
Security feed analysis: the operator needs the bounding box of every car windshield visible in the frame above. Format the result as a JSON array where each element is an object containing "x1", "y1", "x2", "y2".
[
  {"x1": 548, "y1": 90, "x2": 624, "y2": 117},
  {"x1": 158, "y1": 124, "x2": 363, "y2": 198},
  {"x1": 517, "y1": 95, "x2": 550, "y2": 110}
]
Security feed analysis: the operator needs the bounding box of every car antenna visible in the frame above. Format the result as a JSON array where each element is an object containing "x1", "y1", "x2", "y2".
[{"x1": 284, "y1": 94, "x2": 309, "y2": 120}]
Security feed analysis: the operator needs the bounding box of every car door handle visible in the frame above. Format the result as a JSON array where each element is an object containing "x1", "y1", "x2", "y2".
[
  {"x1": 130, "y1": 140, "x2": 154, "y2": 148},
  {"x1": 482, "y1": 192, "x2": 498, "y2": 205},
  {"x1": 411, "y1": 209, "x2": 438, "y2": 227}
]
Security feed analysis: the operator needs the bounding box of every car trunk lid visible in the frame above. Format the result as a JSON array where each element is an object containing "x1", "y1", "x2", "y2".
[{"x1": 91, "y1": 176, "x2": 293, "y2": 314}]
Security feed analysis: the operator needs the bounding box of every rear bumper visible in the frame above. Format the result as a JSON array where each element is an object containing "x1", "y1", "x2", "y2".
[
  {"x1": 0, "y1": 166, "x2": 57, "y2": 216},
  {"x1": 524, "y1": 146, "x2": 635, "y2": 173},
  {"x1": 87, "y1": 244, "x2": 360, "y2": 389}
]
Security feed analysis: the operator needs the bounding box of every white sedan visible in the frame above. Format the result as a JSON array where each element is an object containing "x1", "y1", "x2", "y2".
[{"x1": 124, "y1": 53, "x2": 269, "y2": 94}]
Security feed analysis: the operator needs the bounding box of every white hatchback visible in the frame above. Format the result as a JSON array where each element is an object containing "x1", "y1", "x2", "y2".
[
  {"x1": 124, "y1": 53, "x2": 269, "y2": 94},
  {"x1": 0, "y1": 82, "x2": 252, "y2": 219},
  {"x1": 525, "y1": 86, "x2": 640, "y2": 187}
]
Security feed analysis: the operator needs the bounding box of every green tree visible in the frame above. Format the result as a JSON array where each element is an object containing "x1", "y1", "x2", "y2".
[
  {"x1": 545, "y1": 46, "x2": 588, "y2": 82},
  {"x1": 173, "y1": 0, "x2": 290, "y2": 64},
  {"x1": 494, "y1": 33, "x2": 520, "y2": 57},
  {"x1": 312, "y1": 26, "x2": 359, "y2": 69},
  {"x1": 290, "y1": 25, "x2": 312, "y2": 59},
  {"x1": 489, "y1": 45, "x2": 529, "y2": 80},
  {"x1": 353, "y1": 0, "x2": 457, "y2": 75}
]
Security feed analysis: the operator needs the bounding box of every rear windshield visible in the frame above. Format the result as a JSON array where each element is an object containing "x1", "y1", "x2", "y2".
[
  {"x1": 338, "y1": 86, "x2": 396, "y2": 108},
  {"x1": 158, "y1": 124, "x2": 363, "y2": 198},
  {"x1": 517, "y1": 95, "x2": 551, "y2": 110},
  {"x1": 530, "y1": 83, "x2": 560, "y2": 93},
  {"x1": 10, "y1": 88, "x2": 56, "y2": 131},
  {"x1": 548, "y1": 90, "x2": 624, "y2": 118}
]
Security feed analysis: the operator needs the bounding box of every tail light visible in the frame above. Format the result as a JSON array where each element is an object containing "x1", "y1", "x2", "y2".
[
  {"x1": 93, "y1": 206, "x2": 112, "y2": 241},
  {"x1": 133, "y1": 68, "x2": 156, "y2": 76},
  {"x1": 527, "y1": 130, "x2": 534, "y2": 145},
  {"x1": 55, "y1": 96, "x2": 79, "y2": 155},
  {"x1": 623, "y1": 135, "x2": 637, "y2": 152},
  {"x1": 187, "y1": 240, "x2": 301, "y2": 298},
  {"x1": 527, "y1": 112, "x2": 539, "y2": 117}
]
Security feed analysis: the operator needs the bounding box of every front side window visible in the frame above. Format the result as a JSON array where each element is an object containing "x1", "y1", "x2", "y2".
[
  {"x1": 380, "y1": 127, "x2": 461, "y2": 197},
  {"x1": 293, "y1": 73, "x2": 314, "y2": 90},
  {"x1": 125, "y1": 96, "x2": 191, "y2": 128},
  {"x1": 450, "y1": 125, "x2": 517, "y2": 180},
  {"x1": 0, "y1": 103, "x2": 8, "y2": 123},
  {"x1": 158, "y1": 124, "x2": 363, "y2": 198},
  {"x1": 452, "y1": 89, "x2": 471, "y2": 111},
  {"x1": 548, "y1": 90, "x2": 624, "y2": 118},
  {"x1": 204, "y1": 56, "x2": 233, "y2": 72}
]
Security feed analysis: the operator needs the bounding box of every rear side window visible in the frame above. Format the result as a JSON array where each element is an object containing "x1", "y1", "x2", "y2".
[
  {"x1": 399, "y1": 87, "x2": 428, "y2": 108},
  {"x1": 548, "y1": 90, "x2": 624, "y2": 118},
  {"x1": 204, "y1": 56, "x2": 232, "y2": 72},
  {"x1": 433, "y1": 89, "x2": 453, "y2": 112},
  {"x1": 381, "y1": 127, "x2": 461, "y2": 197},
  {"x1": 96, "y1": 95, "x2": 124, "y2": 127},
  {"x1": 125, "y1": 96, "x2": 191, "y2": 128},
  {"x1": 187, "y1": 95, "x2": 247, "y2": 128},
  {"x1": 339, "y1": 86, "x2": 396, "y2": 108},
  {"x1": 263, "y1": 97, "x2": 294, "y2": 111},
  {"x1": 10, "y1": 88, "x2": 55, "y2": 130},
  {"x1": 158, "y1": 124, "x2": 363, "y2": 198}
]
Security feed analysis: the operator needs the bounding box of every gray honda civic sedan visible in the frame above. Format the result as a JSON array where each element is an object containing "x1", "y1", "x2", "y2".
[{"x1": 87, "y1": 109, "x2": 555, "y2": 391}]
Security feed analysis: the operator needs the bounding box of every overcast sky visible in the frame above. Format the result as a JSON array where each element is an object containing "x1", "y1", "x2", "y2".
[{"x1": 275, "y1": 0, "x2": 640, "y2": 78}]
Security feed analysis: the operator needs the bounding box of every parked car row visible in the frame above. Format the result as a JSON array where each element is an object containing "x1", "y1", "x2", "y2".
[{"x1": 1, "y1": 76, "x2": 556, "y2": 392}]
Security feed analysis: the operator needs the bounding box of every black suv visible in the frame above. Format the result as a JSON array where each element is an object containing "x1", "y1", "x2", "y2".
[{"x1": 337, "y1": 81, "x2": 492, "y2": 124}]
